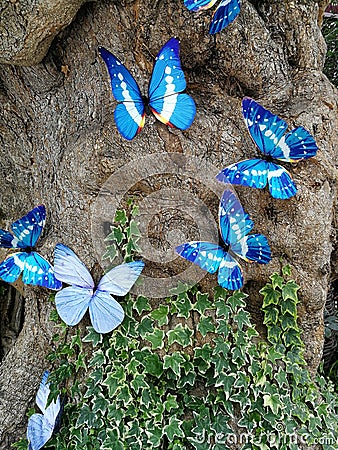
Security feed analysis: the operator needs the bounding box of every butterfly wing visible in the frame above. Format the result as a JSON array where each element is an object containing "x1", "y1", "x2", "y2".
[
  {"x1": 21, "y1": 252, "x2": 62, "y2": 289},
  {"x1": 209, "y1": 0, "x2": 241, "y2": 34},
  {"x1": 0, "y1": 253, "x2": 26, "y2": 283},
  {"x1": 97, "y1": 261, "x2": 145, "y2": 295},
  {"x1": 55, "y1": 285, "x2": 92, "y2": 326},
  {"x1": 27, "y1": 371, "x2": 61, "y2": 450},
  {"x1": 89, "y1": 291, "x2": 125, "y2": 334},
  {"x1": 218, "y1": 253, "x2": 243, "y2": 290},
  {"x1": 231, "y1": 234, "x2": 271, "y2": 263},
  {"x1": 98, "y1": 46, "x2": 145, "y2": 140},
  {"x1": 27, "y1": 414, "x2": 54, "y2": 450},
  {"x1": 242, "y1": 97, "x2": 288, "y2": 158},
  {"x1": 176, "y1": 241, "x2": 226, "y2": 274},
  {"x1": 0, "y1": 230, "x2": 19, "y2": 249},
  {"x1": 184, "y1": 0, "x2": 218, "y2": 12},
  {"x1": 266, "y1": 162, "x2": 297, "y2": 199},
  {"x1": 54, "y1": 244, "x2": 94, "y2": 289},
  {"x1": 216, "y1": 159, "x2": 269, "y2": 191},
  {"x1": 148, "y1": 37, "x2": 196, "y2": 130},
  {"x1": 276, "y1": 126, "x2": 318, "y2": 162},
  {"x1": 218, "y1": 189, "x2": 253, "y2": 246},
  {"x1": 10, "y1": 205, "x2": 46, "y2": 249}
]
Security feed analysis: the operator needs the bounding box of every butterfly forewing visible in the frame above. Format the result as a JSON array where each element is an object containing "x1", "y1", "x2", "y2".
[
  {"x1": 148, "y1": 38, "x2": 196, "y2": 130},
  {"x1": 97, "y1": 261, "x2": 145, "y2": 296},
  {"x1": 242, "y1": 97, "x2": 288, "y2": 157},
  {"x1": 216, "y1": 159, "x2": 269, "y2": 190},
  {"x1": 99, "y1": 46, "x2": 145, "y2": 140},
  {"x1": 209, "y1": 0, "x2": 241, "y2": 34},
  {"x1": 218, "y1": 189, "x2": 253, "y2": 246},
  {"x1": 175, "y1": 241, "x2": 226, "y2": 274},
  {"x1": 10, "y1": 205, "x2": 46, "y2": 249},
  {"x1": 54, "y1": 243, "x2": 94, "y2": 289}
]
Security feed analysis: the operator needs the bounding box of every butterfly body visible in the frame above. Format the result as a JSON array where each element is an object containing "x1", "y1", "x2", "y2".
[
  {"x1": 54, "y1": 244, "x2": 144, "y2": 333},
  {"x1": 184, "y1": 0, "x2": 241, "y2": 34},
  {"x1": 99, "y1": 38, "x2": 196, "y2": 140},
  {"x1": 216, "y1": 97, "x2": 318, "y2": 199},
  {"x1": 27, "y1": 371, "x2": 62, "y2": 450},
  {"x1": 0, "y1": 206, "x2": 61, "y2": 289},
  {"x1": 176, "y1": 189, "x2": 271, "y2": 290}
]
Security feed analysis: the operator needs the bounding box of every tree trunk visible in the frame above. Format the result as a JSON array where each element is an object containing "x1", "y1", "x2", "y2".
[{"x1": 0, "y1": 0, "x2": 337, "y2": 447}]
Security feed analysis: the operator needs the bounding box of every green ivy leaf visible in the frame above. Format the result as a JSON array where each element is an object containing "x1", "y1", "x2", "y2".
[
  {"x1": 102, "y1": 244, "x2": 118, "y2": 262},
  {"x1": 143, "y1": 353, "x2": 163, "y2": 377},
  {"x1": 163, "y1": 352, "x2": 185, "y2": 377},
  {"x1": 163, "y1": 417, "x2": 185, "y2": 441},
  {"x1": 215, "y1": 299, "x2": 231, "y2": 320},
  {"x1": 194, "y1": 292, "x2": 212, "y2": 314},
  {"x1": 227, "y1": 291, "x2": 247, "y2": 312},
  {"x1": 134, "y1": 295, "x2": 151, "y2": 314},
  {"x1": 282, "y1": 280, "x2": 300, "y2": 302},
  {"x1": 173, "y1": 292, "x2": 193, "y2": 319},
  {"x1": 263, "y1": 305, "x2": 279, "y2": 326},
  {"x1": 167, "y1": 324, "x2": 193, "y2": 347},
  {"x1": 130, "y1": 373, "x2": 149, "y2": 394},
  {"x1": 82, "y1": 327, "x2": 102, "y2": 347},
  {"x1": 144, "y1": 328, "x2": 165, "y2": 350},
  {"x1": 89, "y1": 350, "x2": 106, "y2": 368},
  {"x1": 270, "y1": 273, "x2": 284, "y2": 290},
  {"x1": 233, "y1": 309, "x2": 251, "y2": 330},
  {"x1": 150, "y1": 304, "x2": 169, "y2": 326},
  {"x1": 137, "y1": 316, "x2": 154, "y2": 337},
  {"x1": 263, "y1": 393, "x2": 282, "y2": 415},
  {"x1": 92, "y1": 392, "x2": 109, "y2": 415},
  {"x1": 197, "y1": 316, "x2": 215, "y2": 337},
  {"x1": 76, "y1": 404, "x2": 98, "y2": 427},
  {"x1": 164, "y1": 394, "x2": 179, "y2": 412},
  {"x1": 260, "y1": 284, "x2": 281, "y2": 306},
  {"x1": 126, "y1": 219, "x2": 141, "y2": 239}
]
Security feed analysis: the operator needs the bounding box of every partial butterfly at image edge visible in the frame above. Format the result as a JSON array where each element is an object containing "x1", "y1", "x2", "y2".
[
  {"x1": 98, "y1": 37, "x2": 196, "y2": 140},
  {"x1": 175, "y1": 189, "x2": 271, "y2": 290},
  {"x1": 53, "y1": 243, "x2": 145, "y2": 334},
  {"x1": 184, "y1": 0, "x2": 241, "y2": 34},
  {"x1": 0, "y1": 205, "x2": 62, "y2": 289},
  {"x1": 27, "y1": 370, "x2": 62, "y2": 450},
  {"x1": 216, "y1": 97, "x2": 318, "y2": 199}
]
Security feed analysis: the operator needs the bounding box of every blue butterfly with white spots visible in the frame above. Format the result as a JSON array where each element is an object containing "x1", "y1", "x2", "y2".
[
  {"x1": 54, "y1": 244, "x2": 144, "y2": 334},
  {"x1": 184, "y1": 0, "x2": 241, "y2": 34},
  {"x1": 27, "y1": 371, "x2": 62, "y2": 450},
  {"x1": 216, "y1": 97, "x2": 318, "y2": 199},
  {"x1": 98, "y1": 37, "x2": 196, "y2": 140},
  {"x1": 175, "y1": 189, "x2": 271, "y2": 290},
  {"x1": 0, "y1": 205, "x2": 61, "y2": 289}
]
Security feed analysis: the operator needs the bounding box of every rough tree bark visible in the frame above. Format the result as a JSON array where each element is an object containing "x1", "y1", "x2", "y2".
[{"x1": 0, "y1": 0, "x2": 337, "y2": 447}]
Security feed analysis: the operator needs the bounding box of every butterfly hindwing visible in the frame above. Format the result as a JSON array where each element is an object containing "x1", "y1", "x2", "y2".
[
  {"x1": 218, "y1": 253, "x2": 243, "y2": 290},
  {"x1": 99, "y1": 46, "x2": 145, "y2": 140},
  {"x1": 175, "y1": 241, "x2": 226, "y2": 274},
  {"x1": 231, "y1": 234, "x2": 271, "y2": 263},
  {"x1": 267, "y1": 162, "x2": 297, "y2": 199},
  {"x1": 209, "y1": 0, "x2": 241, "y2": 34},
  {"x1": 0, "y1": 253, "x2": 27, "y2": 283},
  {"x1": 149, "y1": 37, "x2": 196, "y2": 130},
  {"x1": 55, "y1": 285, "x2": 93, "y2": 326},
  {"x1": 89, "y1": 290, "x2": 125, "y2": 334}
]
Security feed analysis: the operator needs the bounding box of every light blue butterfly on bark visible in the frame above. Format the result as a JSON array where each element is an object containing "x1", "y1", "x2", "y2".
[
  {"x1": 27, "y1": 371, "x2": 62, "y2": 450},
  {"x1": 216, "y1": 97, "x2": 318, "y2": 199},
  {"x1": 54, "y1": 244, "x2": 144, "y2": 334},
  {"x1": 0, "y1": 205, "x2": 61, "y2": 289},
  {"x1": 184, "y1": 0, "x2": 241, "y2": 34}
]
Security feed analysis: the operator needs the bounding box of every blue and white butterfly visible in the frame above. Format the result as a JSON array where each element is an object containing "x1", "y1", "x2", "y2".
[
  {"x1": 175, "y1": 189, "x2": 271, "y2": 290},
  {"x1": 0, "y1": 205, "x2": 61, "y2": 289},
  {"x1": 98, "y1": 37, "x2": 196, "y2": 140},
  {"x1": 27, "y1": 371, "x2": 62, "y2": 450},
  {"x1": 216, "y1": 97, "x2": 318, "y2": 199},
  {"x1": 54, "y1": 244, "x2": 144, "y2": 334},
  {"x1": 184, "y1": 0, "x2": 241, "y2": 34}
]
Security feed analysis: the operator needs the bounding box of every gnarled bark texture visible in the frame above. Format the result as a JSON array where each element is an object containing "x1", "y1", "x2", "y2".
[{"x1": 0, "y1": 0, "x2": 337, "y2": 447}]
